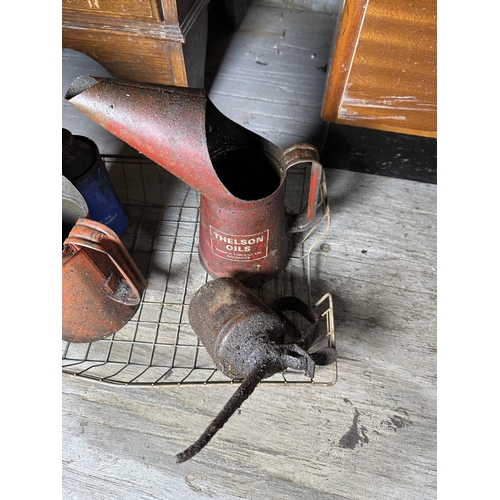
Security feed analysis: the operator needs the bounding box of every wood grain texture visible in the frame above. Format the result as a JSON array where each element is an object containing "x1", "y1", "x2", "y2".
[
  {"x1": 321, "y1": 0, "x2": 369, "y2": 132},
  {"x1": 62, "y1": 0, "x2": 209, "y2": 86},
  {"x1": 62, "y1": 28, "x2": 188, "y2": 85},
  {"x1": 63, "y1": 169, "x2": 437, "y2": 499},
  {"x1": 322, "y1": 0, "x2": 437, "y2": 138},
  {"x1": 62, "y1": 0, "x2": 164, "y2": 21}
]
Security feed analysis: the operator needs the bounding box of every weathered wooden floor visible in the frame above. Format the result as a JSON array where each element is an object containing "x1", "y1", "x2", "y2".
[
  {"x1": 62, "y1": 168, "x2": 436, "y2": 499},
  {"x1": 62, "y1": 3, "x2": 437, "y2": 499}
]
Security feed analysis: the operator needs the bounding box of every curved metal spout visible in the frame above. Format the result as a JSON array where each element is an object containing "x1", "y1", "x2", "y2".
[{"x1": 65, "y1": 76, "x2": 283, "y2": 206}]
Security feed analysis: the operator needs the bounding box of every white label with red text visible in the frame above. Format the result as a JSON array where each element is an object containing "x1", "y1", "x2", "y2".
[{"x1": 210, "y1": 227, "x2": 269, "y2": 261}]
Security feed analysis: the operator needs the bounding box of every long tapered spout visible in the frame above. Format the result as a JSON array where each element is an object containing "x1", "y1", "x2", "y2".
[
  {"x1": 175, "y1": 365, "x2": 266, "y2": 463},
  {"x1": 65, "y1": 75, "x2": 223, "y2": 200},
  {"x1": 65, "y1": 76, "x2": 283, "y2": 205}
]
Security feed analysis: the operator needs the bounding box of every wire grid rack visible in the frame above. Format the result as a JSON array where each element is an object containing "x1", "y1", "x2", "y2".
[{"x1": 62, "y1": 155, "x2": 337, "y2": 386}]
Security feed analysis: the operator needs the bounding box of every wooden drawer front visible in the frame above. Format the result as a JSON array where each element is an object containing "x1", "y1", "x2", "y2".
[
  {"x1": 62, "y1": 0, "x2": 163, "y2": 22},
  {"x1": 322, "y1": 0, "x2": 437, "y2": 138}
]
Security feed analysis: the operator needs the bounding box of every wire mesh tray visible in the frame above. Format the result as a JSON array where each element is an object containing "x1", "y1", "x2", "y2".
[{"x1": 62, "y1": 155, "x2": 337, "y2": 386}]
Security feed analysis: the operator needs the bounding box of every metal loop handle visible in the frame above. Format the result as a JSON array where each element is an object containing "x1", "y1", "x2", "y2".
[
  {"x1": 273, "y1": 295, "x2": 337, "y2": 366},
  {"x1": 64, "y1": 218, "x2": 146, "y2": 306},
  {"x1": 282, "y1": 143, "x2": 323, "y2": 233},
  {"x1": 273, "y1": 295, "x2": 319, "y2": 347}
]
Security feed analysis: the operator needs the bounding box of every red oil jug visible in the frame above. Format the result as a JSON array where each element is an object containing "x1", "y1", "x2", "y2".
[{"x1": 65, "y1": 76, "x2": 323, "y2": 286}]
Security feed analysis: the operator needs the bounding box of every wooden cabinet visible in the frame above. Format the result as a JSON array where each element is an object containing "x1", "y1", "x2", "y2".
[
  {"x1": 62, "y1": 0, "x2": 210, "y2": 87},
  {"x1": 321, "y1": 0, "x2": 437, "y2": 138}
]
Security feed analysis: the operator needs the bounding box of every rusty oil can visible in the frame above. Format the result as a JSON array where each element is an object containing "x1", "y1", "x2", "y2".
[{"x1": 62, "y1": 218, "x2": 146, "y2": 343}]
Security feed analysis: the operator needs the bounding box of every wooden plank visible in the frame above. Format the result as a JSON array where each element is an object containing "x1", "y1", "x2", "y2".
[
  {"x1": 62, "y1": 0, "x2": 163, "y2": 21},
  {"x1": 62, "y1": 28, "x2": 189, "y2": 84},
  {"x1": 253, "y1": 0, "x2": 343, "y2": 14},
  {"x1": 206, "y1": 6, "x2": 337, "y2": 149},
  {"x1": 63, "y1": 169, "x2": 437, "y2": 499},
  {"x1": 320, "y1": 0, "x2": 369, "y2": 128},
  {"x1": 322, "y1": 0, "x2": 437, "y2": 138},
  {"x1": 63, "y1": 0, "x2": 210, "y2": 88}
]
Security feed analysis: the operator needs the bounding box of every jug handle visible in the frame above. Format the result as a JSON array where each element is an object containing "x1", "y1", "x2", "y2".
[
  {"x1": 64, "y1": 218, "x2": 146, "y2": 306},
  {"x1": 282, "y1": 143, "x2": 323, "y2": 233}
]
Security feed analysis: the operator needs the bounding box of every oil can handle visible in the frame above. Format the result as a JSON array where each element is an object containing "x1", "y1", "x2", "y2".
[
  {"x1": 64, "y1": 218, "x2": 146, "y2": 306},
  {"x1": 273, "y1": 295, "x2": 319, "y2": 346},
  {"x1": 282, "y1": 143, "x2": 323, "y2": 233},
  {"x1": 273, "y1": 295, "x2": 337, "y2": 366}
]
